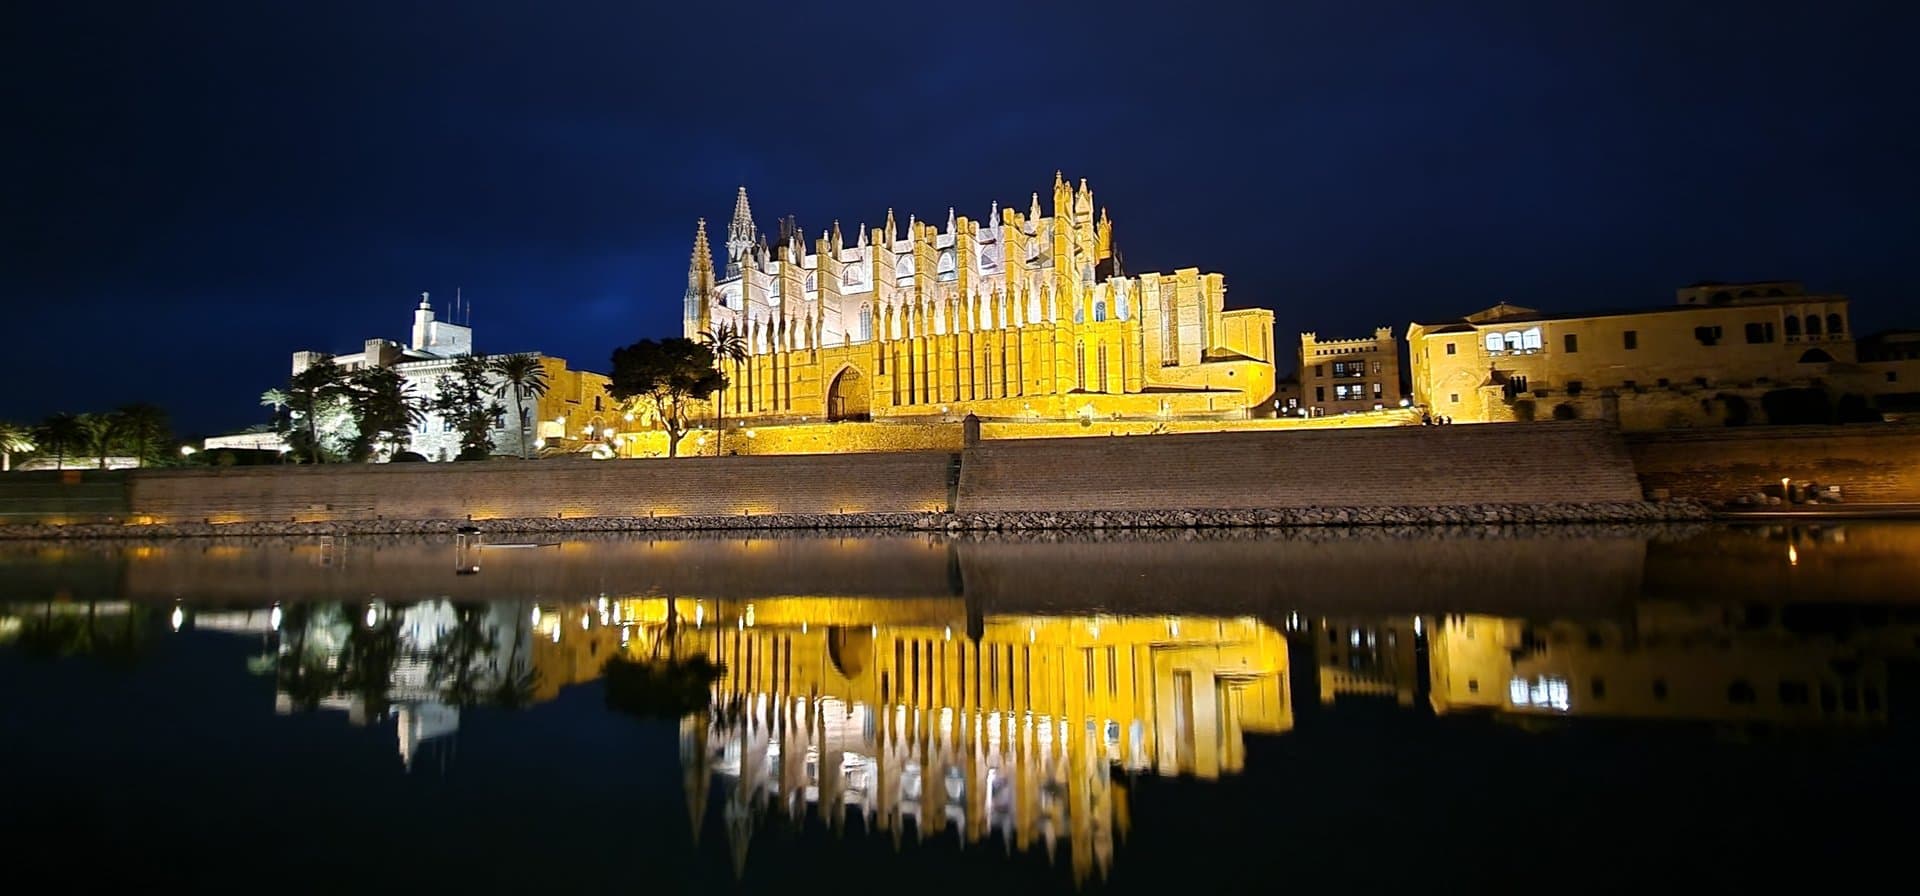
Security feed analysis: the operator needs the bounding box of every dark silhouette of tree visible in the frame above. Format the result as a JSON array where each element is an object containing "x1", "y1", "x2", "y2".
[
  {"x1": 610, "y1": 338, "x2": 724, "y2": 458},
  {"x1": 338, "y1": 605, "x2": 404, "y2": 720},
  {"x1": 431, "y1": 354, "x2": 505, "y2": 460},
  {"x1": 489, "y1": 353, "x2": 550, "y2": 458},
  {"x1": 33, "y1": 413, "x2": 84, "y2": 470},
  {"x1": 429, "y1": 602, "x2": 494, "y2": 708},
  {"x1": 699, "y1": 324, "x2": 748, "y2": 456},
  {"x1": 602, "y1": 653, "x2": 724, "y2": 720},
  {"x1": 282, "y1": 355, "x2": 349, "y2": 463},
  {"x1": 112, "y1": 403, "x2": 171, "y2": 467},
  {"x1": 77, "y1": 412, "x2": 124, "y2": 469},
  {"x1": 345, "y1": 366, "x2": 423, "y2": 461}
]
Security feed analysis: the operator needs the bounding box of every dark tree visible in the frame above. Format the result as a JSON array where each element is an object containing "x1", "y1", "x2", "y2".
[
  {"x1": 346, "y1": 366, "x2": 422, "y2": 461},
  {"x1": 431, "y1": 354, "x2": 505, "y2": 461},
  {"x1": 32, "y1": 413, "x2": 84, "y2": 470},
  {"x1": 112, "y1": 403, "x2": 171, "y2": 467},
  {"x1": 282, "y1": 355, "x2": 349, "y2": 463},
  {"x1": 609, "y1": 338, "x2": 724, "y2": 458}
]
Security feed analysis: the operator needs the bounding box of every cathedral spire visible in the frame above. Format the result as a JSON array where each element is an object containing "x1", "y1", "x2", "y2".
[
  {"x1": 726, "y1": 186, "x2": 756, "y2": 266},
  {"x1": 685, "y1": 218, "x2": 715, "y2": 335},
  {"x1": 1028, "y1": 192, "x2": 1041, "y2": 224},
  {"x1": 945, "y1": 206, "x2": 956, "y2": 234}
]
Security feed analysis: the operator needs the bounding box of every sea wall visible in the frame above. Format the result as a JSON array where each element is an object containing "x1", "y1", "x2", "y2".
[
  {"x1": 1627, "y1": 423, "x2": 1920, "y2": 503},
  {"x1": 956, "y1": 421, "x2": 1645, "y2": 511},
  {"x1": 0, "y1": 421, "x2": 1667, "y2": 536},
  {"x1": 125, "y1": 452, "x2": 955, "y2": 524}
]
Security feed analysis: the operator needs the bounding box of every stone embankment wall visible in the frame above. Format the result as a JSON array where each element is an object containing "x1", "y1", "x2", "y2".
[
  {"x1": 1627, "y1": 424, "x2": 1920, "y2": 503},
  {"x1": 956, "y1": 421, "x2": 1644, "y2": 511},
  {"x1": 128, "y1": 453, "x2": 954, "y2": 524},
  {"x1": 0, "y1": 421, "x2": 1674, "y2": 537}
]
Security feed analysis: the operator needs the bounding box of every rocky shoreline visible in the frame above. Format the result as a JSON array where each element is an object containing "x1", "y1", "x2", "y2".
[{"x1": 0, "y1": 500, "x2": 1709, "y2": 541}]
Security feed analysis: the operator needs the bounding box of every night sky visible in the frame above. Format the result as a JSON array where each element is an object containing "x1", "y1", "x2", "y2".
[{"x1": 5, "y1": 1, "x2": 1916, "y2": 435}]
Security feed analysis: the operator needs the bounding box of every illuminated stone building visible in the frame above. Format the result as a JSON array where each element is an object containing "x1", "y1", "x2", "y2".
[
  {"x1": 680, "y1": 173, "x2": 1278, "y2": 426},
  {"x1": 290, "y1": 293, "x2": 618, "y2": 459},
  {"x1": 529, "y1": 596, "x2": 1290, "y2": 884},
  {"x1": 1297, "y1": 328, "x2": 1406, "y2": 417},
  {"x1": 1406, "y1": 281, "x2": 1883, "y2": 429}
]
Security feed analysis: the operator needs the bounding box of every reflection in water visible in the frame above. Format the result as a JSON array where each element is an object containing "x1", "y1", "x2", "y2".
[{"x1": 4, "y1": 522, "x2": 1920, "y2": 887}]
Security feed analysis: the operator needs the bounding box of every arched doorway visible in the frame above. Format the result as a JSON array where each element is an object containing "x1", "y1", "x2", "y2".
[{"x1": 827, "y1": 366, "x2": 870, "y2": 422}]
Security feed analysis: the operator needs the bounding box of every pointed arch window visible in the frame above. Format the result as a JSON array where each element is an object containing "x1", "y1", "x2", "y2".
[
  {"x1": 1076, "y1": 342, "x2": 1087, "y2": 390},
  {"x1": 857, "y1": 305, "x2": 873, "y2": 343},
  {"x1": 1094, "y1": 301, "x2": 1107, "y2": 322},
  {"x1": 896, "y1": 255, "x2": 914, "y2": 279},
  {"x1": 1097, "y1": 345, "x2": 1109, "y2": 393}
]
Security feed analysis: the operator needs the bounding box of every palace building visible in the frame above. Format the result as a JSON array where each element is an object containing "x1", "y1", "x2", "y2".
[
  {"x1": 681, "y1": 173, "x2": 1277, "y2": 425},
  {"x1": 1405, "y1": 281, "x2": 1889, "y2": 430}
]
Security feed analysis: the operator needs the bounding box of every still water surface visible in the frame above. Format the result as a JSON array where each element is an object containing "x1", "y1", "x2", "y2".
[{"x1": 3, "y1": 523, "x2": 1917, "y2": 892}]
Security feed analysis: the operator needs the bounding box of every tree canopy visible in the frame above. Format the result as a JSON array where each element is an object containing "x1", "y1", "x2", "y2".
[{"x1": 609, "y1": 338, "x2": 724, "y2": 458}]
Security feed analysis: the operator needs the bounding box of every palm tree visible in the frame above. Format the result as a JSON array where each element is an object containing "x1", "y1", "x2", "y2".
[
  {"x1": 112, "y1": 403, "x2": 170, "y2": 467},
  {"x1": 34, "y1": 413, "x2": 84, "y2": 471},
  {"x1": 0, "y1": 420, "x2": 32, "y2": 472},
  {"x1": 700, "y1": 323, "x2": 748, "y2": 456},
  {"x1": 76, "y1": 412, "x2": 123, "y2": 469},
  {"x1": 260, "y1": 388, "x2": 290, "y2": 426},
  {"x1": 488, "y1": 353, "x2": 551, "y2": 458}
]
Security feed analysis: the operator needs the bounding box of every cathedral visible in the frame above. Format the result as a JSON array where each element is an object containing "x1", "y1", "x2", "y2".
[{"x1": 681, "y1": 173, "x2": 1277, "y2": 424}]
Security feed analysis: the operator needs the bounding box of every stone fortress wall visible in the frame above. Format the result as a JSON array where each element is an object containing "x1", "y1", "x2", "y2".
[
  {"x1": 8, "y1": 421, "x2": 1637, "y2": 529},
  {"x1": 8, "y1": 421, "x2": 1919, "y2": 532}
]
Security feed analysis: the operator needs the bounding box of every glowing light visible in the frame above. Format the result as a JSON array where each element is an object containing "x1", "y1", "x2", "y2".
[
  {"x1": 534, "y1": 438, "x2": 546, "y2": 449},
  {"x1": 744, "y1": 604, "x2": 756, "y2": 627},
  {"x1": 1412, "y1": 616, "x2": 1423, "y2": 636},
  {"x1": 531, "y1": 606, "x2": 542, "y2": 626},
  {"x1": 1788, "y1": 544, "x2": 1799, "y2": 566},
  {"x1": 1399, "y1": 398, "x2": 1412, "y2": 407},
  {"x1": 581, "y1": 613, "x2": 591, "y2": 630},
  {"x1": 551, "y1": 624, "x2": 561, "y2": 643},
  {"x1": 179, "y1": 445, "x2": 197, "y2": 456},
  {"x1": 170, "y1": 605, "x2": 184, "y2": 631},
  {"x1": 696, "y1": 603, "x2": 705, "y2": 628},
  {"x1": 270, "y1": 604, "x2": 283, "y2": 630},
  {"x1": 624, "y1": 413, "x2": 634, "y2": 422},
  {"x1": 1028, "y1": 627, "x2": 1036, "y2": 643},
  {"x1": 943, "y1": 625, "x2": 952, "y2": 641},
  {"x1": 365, "y1": 606, "x2": 378, "y2": 627},
  {"x1": 1168, "y1": 619, "x2": 1180, "y2": 637}
]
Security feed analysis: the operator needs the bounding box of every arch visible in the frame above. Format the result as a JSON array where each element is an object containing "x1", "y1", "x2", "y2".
[
  {"x1": 826, "y1": 365, "x2": 870, "y2": 421},
  {"x1": 1826, "y1": 312, "x2": 1844, "y2": 335},
  {"x1": 857, "y1": 305, "x2": 873, "y2": 342},
  {"x1": 1805, "y1": 314, "x2": 1822, "y2": 336},
  {"x1": 826, "y1": 626, "x2": 872, "y2": 679},
  {"x1": 1784, "y1": 315, "x2": 1801, "y2": 338},
  {"x1": 1798, "y1": 348, "x2": 1834, "y2": 364}
]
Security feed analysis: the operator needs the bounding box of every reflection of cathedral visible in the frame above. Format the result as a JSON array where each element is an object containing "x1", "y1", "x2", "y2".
[{"x1": 533, "y1": 597, "x2": 1290, "y2": 885}]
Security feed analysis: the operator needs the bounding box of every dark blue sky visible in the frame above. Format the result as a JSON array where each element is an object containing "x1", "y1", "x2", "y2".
[{"x1": 4, "y1": 1, "x2": 1915, "y2": 434}]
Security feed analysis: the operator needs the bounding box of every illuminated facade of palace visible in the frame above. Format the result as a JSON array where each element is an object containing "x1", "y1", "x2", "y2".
[{"x1": 681, "y1": 173, "x2": 1278, "y2": 425}]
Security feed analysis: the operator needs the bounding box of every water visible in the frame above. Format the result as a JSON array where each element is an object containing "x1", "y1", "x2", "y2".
[{"x1": 3, "y1": 523, "x2": 1917, "y2": 892}]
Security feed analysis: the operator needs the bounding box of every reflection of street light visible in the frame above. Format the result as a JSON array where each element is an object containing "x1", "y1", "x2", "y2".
[
  {"x1": 533, "y1": 438, "x2": 545, "y2": 449},
  {"x1": 1400, "y1": 398, "x2": 1412, "y2": 408}
]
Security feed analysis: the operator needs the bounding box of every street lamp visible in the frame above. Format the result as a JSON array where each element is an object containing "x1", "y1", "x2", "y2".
[{"x1": 179, "y1": 445, "x2": 197, "y2": 457}]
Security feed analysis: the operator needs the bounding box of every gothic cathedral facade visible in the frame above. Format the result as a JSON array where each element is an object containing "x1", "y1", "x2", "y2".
[{"x1": 682, "y1": 173, "x2": 1276, "y2": 424}]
